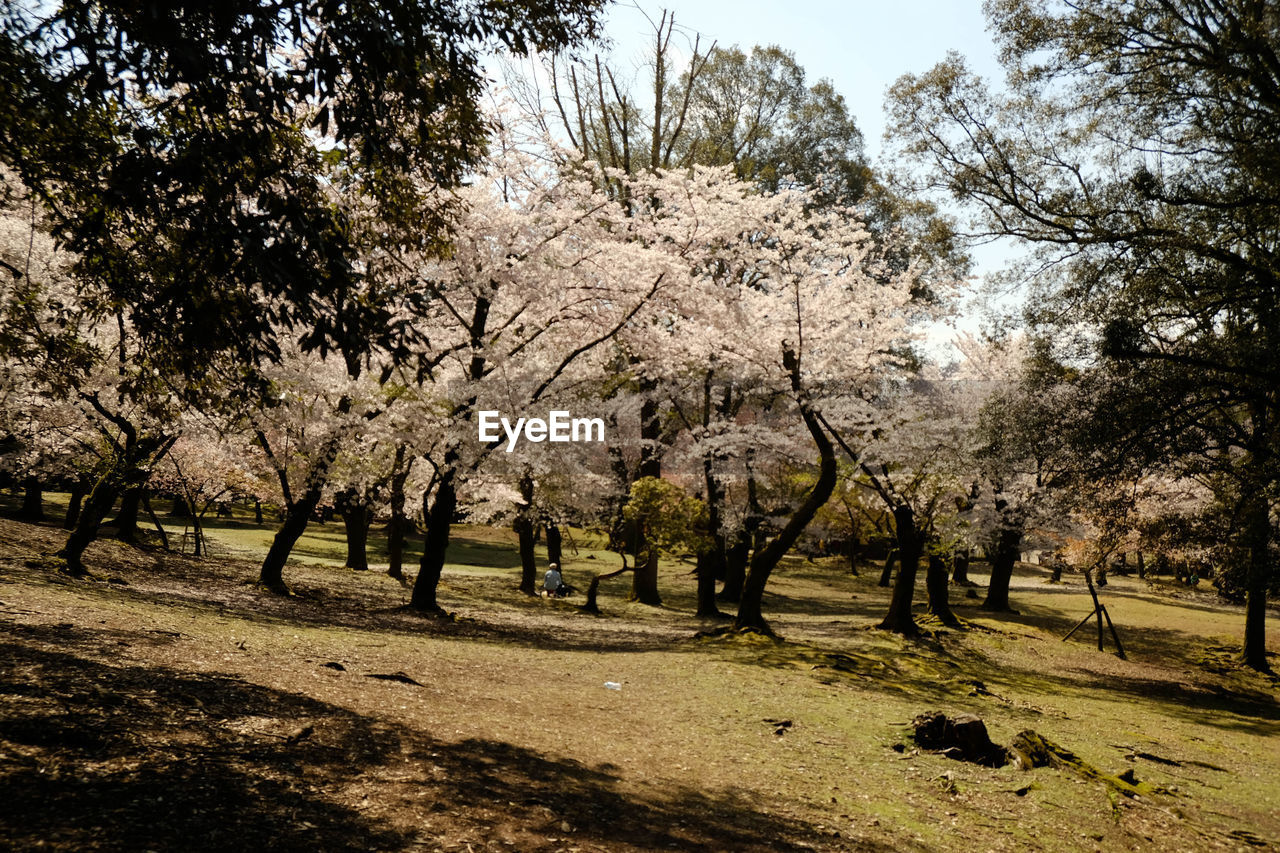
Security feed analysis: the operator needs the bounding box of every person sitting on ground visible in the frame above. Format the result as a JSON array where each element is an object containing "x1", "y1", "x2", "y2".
[{"x1": 543, "y1": 562, "x2": 567, "y2": 598}]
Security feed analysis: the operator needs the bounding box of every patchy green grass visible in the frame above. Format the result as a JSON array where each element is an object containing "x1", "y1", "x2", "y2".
[{"x1": 1, "y1": 492, "x2": 1278, "y2": 852}]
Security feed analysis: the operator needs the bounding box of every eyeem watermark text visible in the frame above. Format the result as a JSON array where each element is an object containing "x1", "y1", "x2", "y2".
[{"x1": 478, "y1": 410, "x2": 605, "y2": 452}]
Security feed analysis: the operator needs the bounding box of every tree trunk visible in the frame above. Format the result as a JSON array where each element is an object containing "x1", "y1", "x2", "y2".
[
  {"x1": 605, "y1": 425, "x2": 631, "y2": 550},
  {"x1": 387, "y1": 515, "x2": 406, "y2": 580},
  {"x1": 878, "y1": 506, "x2": 922, "y2": 635},
  {"x1": 736, "y1": 351, "x2": 836, "y2": 634},
  {"x1": 696, "y1": 548, "x2": 725, "y2": 618},
  {"x1": 879, "y1": 549, "x2": 898, "y2": 587},
  {"x1": 20, "y1": 478, "x2": 44, "y2": 521},
  {"x1": 54, "y1": 427, "x2": 174, "y2": 574},
  {"x1": 386, "y1": 444, "x2": 411, "y2": 580},
  {"x1": 951, "y1": 548, "x2": 971, "y2": 585},
  {"x1": 630, "y1": 546, "x2": 662, "y2": 605},
  {"x1": 64, "y1": 483, "x2": 86, "y2": 530},
  {"x1": 981, "y1": 525, "x2": 1023, "y2": 612},
  {"x1": 190, "y1": 509, "x2": 204, "y2": 558},
  {"x1": 721, "y1": 460, "x2": 762, "y2": 603},
  {"x1": 1136, "y1": 551, "x2": 1145, "y2": 579},
  {"x1": 169, "y1": 496, "x2": 193, "y2": 517},
  {"x1": 143, "y1": 492, "x2": 169, "y2": 552},
  {"x1": 516, "y1": 515, "x2": 537, "y2": 596},
  {"x1": 582, "y1": 559, "x2": 633, "y2": 615},
  {"x1": 110, "y1": 486, "x2": 143, "y2": 542},
  {"x1": 630, "y1": 392, "x2": 663, "y2": 606},
  {"x1": 258, "y1": 488, "x2": 323, "y2": 592},
  {"x1": 57, "y1": 477, "x2": 120, "y2": 576},
  {"x1": 1242, "y1": 494, "x2": 1273, "y2": 672},
  {"x1": 515, "y1": 474, "x2": 538, "y2": 596},
  {"x1": 926, "y1": 552, "x2": 959, "y2": 626},
  {"x1": 341, "y1": 500, "x2": 370, "y2": 571},
  {"x1": 411, "y1": 470, "x2": 456, "y2": 613},
  {"x1": 697, "y1": 453, "x2": 725, "y2": 617},
  {"x1": 545, "y1": 522, "x2": 563, "y2": 567},
  {"x1": 718, "y1": 531, "x2": 748, "y2": 602},
  {"x1": 254, "y1": 499, "x2": 264, "y2": 525}
]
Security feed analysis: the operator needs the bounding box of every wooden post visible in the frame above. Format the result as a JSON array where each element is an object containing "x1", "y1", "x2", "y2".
[
  {"x1": 1061, "y1": 567, "x2": 1127, "y2": 659},
  {"x1": 1085, "y1": 569, "x2": 1104, "y2": 651},
  {"x1": 1100, "y1": 604, "x2": 1127, "y2": 660}
]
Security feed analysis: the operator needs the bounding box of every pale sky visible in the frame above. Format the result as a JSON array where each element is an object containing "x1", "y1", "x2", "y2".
[{"x1": 596, "y1": 0, "x2": 1006, "y2": 161}]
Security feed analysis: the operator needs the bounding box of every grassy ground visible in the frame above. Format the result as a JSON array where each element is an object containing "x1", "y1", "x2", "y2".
[{"x1": 1, "y1": 492, "x2": 1278, "y2": 851}]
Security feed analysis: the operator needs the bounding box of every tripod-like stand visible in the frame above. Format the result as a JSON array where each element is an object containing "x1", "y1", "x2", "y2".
[{"x1": 1062, "y1": 566, "x2": 1127, "y2": 659}]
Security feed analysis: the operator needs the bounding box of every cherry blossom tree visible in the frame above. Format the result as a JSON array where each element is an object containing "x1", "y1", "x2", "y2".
[{"x1": 1, "y1": 178, "x2": 184, "y2": 574}]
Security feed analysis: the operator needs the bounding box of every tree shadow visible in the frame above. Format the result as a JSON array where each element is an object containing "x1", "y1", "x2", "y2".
[
  {"x1": 0, "y1": 623, "x2": 410, "y2": 852},
  {"x1": 0, "y1": 620, "x2": 878, "y2": 852}
]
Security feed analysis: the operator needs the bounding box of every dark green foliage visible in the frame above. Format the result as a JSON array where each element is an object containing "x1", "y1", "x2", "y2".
[
  {"x1": 889, "y1": 0, "x2": 1280, "y2": 668},
  {"x1": 0, "y1": 0, "x2": 605, "y2": 383},
  {"x1": 622, "y1": 476, "x2": 711, "y2": 564}
]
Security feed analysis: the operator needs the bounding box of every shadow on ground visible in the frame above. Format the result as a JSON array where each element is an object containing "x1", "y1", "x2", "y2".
[{"x1": 0, "y1": 620, "x2": 872, "y2": 852}]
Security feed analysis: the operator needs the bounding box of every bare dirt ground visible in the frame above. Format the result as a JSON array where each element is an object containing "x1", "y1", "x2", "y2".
[{"x1": 2, "y1": 516, "x2": 1278, "y2": 852}]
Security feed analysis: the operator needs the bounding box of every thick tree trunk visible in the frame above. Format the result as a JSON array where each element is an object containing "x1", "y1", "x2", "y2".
[
  {"x1": 54, "y1": 427, "x2": 174, "y2": 574},
  {"x1": 169, "y1": 496, "x2": 193, "y2": 517},
  {"x1": 255, "y1": 415, "x2": 348, "y2": 592},
  {"x1": 515, "y1": 474, "x2": 538, "y2": 596},
  {"x1": 387, "y1": 515, "x2": 406, "y2": 580},
  {"x1": 545, "y1": 523, "x2": 563, "y2": 567},
  {"x1": 696, "y1": 548, "x2": 725, "y2": 618},
  {"x1": 732, "y1": 420, "x2": 839, "y2": 627},
  {"x1": 630, "y1": 546, "x2": 662, "y2": 605},
  {"x1": 110, "y1": 486, "x2": 143, "y2": 542},
  {"x1": 258, "y1": 488, "x2": 323, "y2": 592},
  {"x1": 981, "y1": 526, "x2": 1023, "y2": 612},
  {"x1": 879, "y1": 549, "x2": 898, "y2": 588},
  {"x1": 341, "y1": 500, "x2": 370, "y2": 571},
  {"x1": 64, "y1": 483, "x2": 86, "y2": 530},
  {"x1": 951, "y1": 548, "x2": 971, "y2": 585},
  {"x1": 718, "y1": 531, "x2": 748, "y2": 602},
  {"x1": 516, "y1": 515, "x2": 537, "y2": 596},
  {"x1": 926, "y1": 552, "x2": 959, "y2": 626},
  {"x1": 411, "y1": 471, "x2": 456, "y2": 613},
  {"x1": 254, "y1": 499, "x2": 264, "y2": 525},
  {"x1": 1136, "y1": 551, "x2": 1145, "y2": 579},
  {"x1": 20, "y1": 479, "x2": 44, "y2": 521},
  {"x1": 57, "y1": 478, "x2": 120, "y2": 576},
  {"x1": 1243, "y1": 495, "x2": 1273, "y2": 672},
  {"x1": 878, "y1": 507, "x2": 922, "y2": 635},
  {"x1": 720, "y1": 462, "x2": 762, "y2": 603}
]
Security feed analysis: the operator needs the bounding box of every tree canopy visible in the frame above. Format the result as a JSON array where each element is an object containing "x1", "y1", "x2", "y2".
[
  {"x1": 0, "y1": 0, "x2": 607, "y2": 381},
  {"x1": 888, "y1": 0, "x2": 1280, "y2": 668}
]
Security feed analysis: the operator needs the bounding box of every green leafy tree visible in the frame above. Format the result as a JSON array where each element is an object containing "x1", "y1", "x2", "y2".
[
  {"x1": 582, "y1": 476, "x2": 710, "y2": 614},
  {"x1": 889, "y1": 0, "x2": 1280, "y2": 670},
  {"x1": 0, "y1": 0, "x2": 606, "y2": 380}
]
